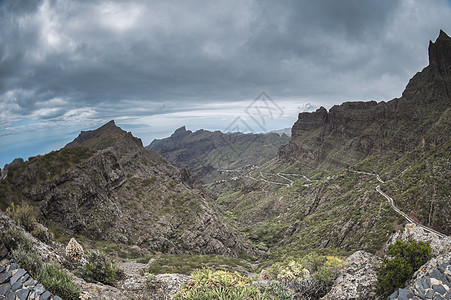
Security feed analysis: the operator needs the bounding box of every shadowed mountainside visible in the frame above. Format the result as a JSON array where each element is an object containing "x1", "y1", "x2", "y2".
[{"x1": 1, "y1": 121, "x2": 259, "y2": 257}]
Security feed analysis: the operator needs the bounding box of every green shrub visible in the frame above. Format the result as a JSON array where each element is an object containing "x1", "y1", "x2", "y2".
[
  {"x1": 144, "y1": 273, "x2": 156, "y2": 290},
  {"x1": 38, "y1": 264, "x2": 80, "y2": 300},
  {"x1": 11, "y1": 245, "x2": 42, "y2": 277},
  {"x1": 31, "y1": 224, "x2": 51, "y2": 242},
  {"x1": 79, "y1": 250, "x2": 119, "y2": 285},
  {"x1": 266, "y1": 254, "x2": 345, "y2": 299},
  {"x1": 376, "y1": 239, "x2": 431, "y2": 297},
  {"x1": 174, "y1": 269, "x2": 271, "y2": 300},
  {"x1": 6, "y1": 202, "x2": 37, "y2": 232},
  {"x1": 142, "y1": 176, "x2": 157, "y2": 186},
  {"x1": 1, "y1": 227, "x2": 32, "y2": 251}
]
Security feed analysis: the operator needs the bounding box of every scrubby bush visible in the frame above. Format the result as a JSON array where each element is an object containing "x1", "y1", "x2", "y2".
[
  {"x1": 1, "y1": 227, "x2": 32, "y2": 251},
  {"x1": 266, "y1": 253, "x2": 345, "y2": 299},
  {"x1": 6, "y1": 202, "x2": 37, "y2": 232},
  {"x1": 79, "y1": 250, "x2": 119, "y2": 285},
  {"x1": 31, "y1": 223, "x2": 51, "y2": 242},
  {"x1": 12, "y1": 245, "x2": 42, "y2": 277},
  {"x1": 376, "y1": 239, "x2": 431, "y2": 297},
  {"x1": 38, "y1": 264, "x2": 80, "y2": 300},
  {"x1": 174, "y1": 269, "x2": 272, "y2": 300},
  {"x1": 144, "y1": 272, "x2": 156, "y2": 290}
]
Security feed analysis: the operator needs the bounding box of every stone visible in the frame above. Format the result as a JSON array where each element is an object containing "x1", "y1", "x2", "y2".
[
  {"x1": 439, "y1": 263, "x2": 449, "y2": 273},
  {"x1": 426, "y1": 289, "x2": 436, "y2": 298},
  {"x1": 40, "y1": 290, "x2": 52, "y2": 300},
  {"x1": 431, "y1": 270, "x2": 447, "y2": 282},
  {"x1": 11, "y1": 279, "x2": 22, "y2": 292},
  {"x1": 0, "y1": 283, "x2": 11, "y2": 295},
  {"x1": 79, "y1": 291, "x2": 92, "y2": 300},
  {"x1": 33, "y1": 283, "x2": 45, "y2": 296},
  {"x1": 387, "y1": 289, "x2": 399, "y2": 300},
  {"x1": 10, "y1": 268, "x2": 26, "y2": 285},
  {"x1": 0, "y1": 272, "x2": 11, "y2": 284},
  {"x1": 23, "y1": 277, "x2": 37, "y2": 287},
  {"x1": 8, "y1": 263, "x2": 18, "y2": 271},
  {"x1": 6, "y1": 291, "x2": 17, "y2": 300},
  {"x1": 423, "y1": 277, "x2": 432, "y2": 289},
  {"x1": 17, "y1": 288, "x2": 30, "y2": 300},
  {"x1": 434, "y1": 295, "x2": 446, "y2": 300},
  {"x1": 398, "y1": 288, "x2": 414, "y2": 300},
  {"x1": 321, "y1": 251, "x2": 381, "y2": 300},
  {"x1": 54, "y1": 296, "x2": 63, "y2": 300},
  {"x1": 415, "y1": 280, "x2": 426, "y2": 295},
  {"x1": 444, "y1": 291, "x2": 451, "y2": 299},
  {"x1": 65, "y1": 238, "x2": 84, "y2": 261},
  {"x1": 434, "y1": 285, "x2": 447, "y2": 295}
]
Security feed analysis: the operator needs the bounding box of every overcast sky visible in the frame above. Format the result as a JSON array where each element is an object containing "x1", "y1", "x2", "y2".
[{"x1": 1, "y1": 0, "x2": 450, "y2": 167}]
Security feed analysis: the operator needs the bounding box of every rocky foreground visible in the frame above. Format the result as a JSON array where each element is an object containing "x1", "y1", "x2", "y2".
[{"x1": 1, "y1": 203, "x2": 450, "y2": 300}]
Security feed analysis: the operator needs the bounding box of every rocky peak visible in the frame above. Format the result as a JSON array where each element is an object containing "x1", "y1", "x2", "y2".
[
  {"x1": 292, "y1": 106, "x2": 328, "y2": 134},
  {"x1": 280, "y1": 31, "x2": 451, "y2": 166},
  {"x1": 428, "y1": 29, "x2": 451, "y2": 75},
  {"x1": 65, "y1": 120, "x2": 143, "y2": 151},
  {"x1": 170, "y1": 126, "x2": 192, "y2": 140},
  {"x1": 2, "y1": 158, "x2": 24, "y2": 177}
]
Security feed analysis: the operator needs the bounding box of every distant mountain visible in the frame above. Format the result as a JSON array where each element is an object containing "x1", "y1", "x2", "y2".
[
  {"x1": 147, "y1": 127, "x2": 289, "y2": 184},
  {"x1": 270, "y1": 128, "x2": 291, "y2": 137},
  {"x1": 1, "y1": 120, "x2": 258, "y2": 257},
  {"x1": 211, "y1": 30, "x2": 450, "y2": 258}
]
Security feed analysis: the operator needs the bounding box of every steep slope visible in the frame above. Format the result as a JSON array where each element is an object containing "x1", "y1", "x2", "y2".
[
  {"x1": 279, "y1": 30, "x2": 451, "y2": 170},
  {"x1": 2, "y1": 121, "x2": 258, "y2": 257},
  {"x1": 212, "y1": 30, "x2": 450, "y2": 258},
  {"x1": 275, "y1": 30, "x2": 451, "y2": 234},
  {"x1": 147, "y1": 127, "x2": 289, "y2": 184}
]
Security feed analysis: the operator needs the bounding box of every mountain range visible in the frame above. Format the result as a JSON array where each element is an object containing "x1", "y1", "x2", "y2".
[{"x1": 0, "y1": 30, "x2": 449, "y2": 300}]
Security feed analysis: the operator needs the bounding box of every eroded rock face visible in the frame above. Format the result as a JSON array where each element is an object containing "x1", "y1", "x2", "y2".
[
  {"x1": 292, "y1": 107, "x2": 328, "y2": 134},
  {"x1": 4, "y1": 121, "x2": 259, "y2": 258},
  {"x1": 321, "y1": 250, "x2": 381, "y2": 300},
  {"x1": 387, "y1": 223, "x2": 451, "y2": 257},
  {"x1": 279, "y1": 30, "x2": 451, "y2": 167}
]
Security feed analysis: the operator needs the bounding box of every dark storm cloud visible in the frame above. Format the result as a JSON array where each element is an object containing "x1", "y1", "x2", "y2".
[{"x1": 0, "y1": 0, "x2": 450, "y2": 128}]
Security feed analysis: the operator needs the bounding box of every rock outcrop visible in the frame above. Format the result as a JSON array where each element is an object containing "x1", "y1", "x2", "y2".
[
  {"x1": 65, "y1": 238, "x2": 84, "y2": 262},
  {"x1": 279, "y1": 30, "x2": 451, "y2": 167},
  {"x1": 387, "y1": 223, "x2": 451, "y2": 257},
  {"x1": 1, "y1": 158, "x2": 24, "y2": 179},
  {"x1": 321, "y1": 251, "x2": 381, "y2": 300},
  {"x1": 3, "y1": 121, "x2": 259, "y2": 258},
  {"x1": 388, "y1": 254, "x2": 451, "y2": 300}
]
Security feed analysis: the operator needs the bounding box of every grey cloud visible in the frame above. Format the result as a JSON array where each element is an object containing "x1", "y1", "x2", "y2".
[{"x1": 0, "y1": 0, "x2": 450, "y2": 129}]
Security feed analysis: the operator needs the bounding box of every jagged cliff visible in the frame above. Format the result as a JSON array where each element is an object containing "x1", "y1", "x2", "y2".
[
  {"x1": 2, "y1": 121, "x2": 259, "y2": 257},
  {"x1": 279, "y1": 30, "x2": 451, "y2": 169}
]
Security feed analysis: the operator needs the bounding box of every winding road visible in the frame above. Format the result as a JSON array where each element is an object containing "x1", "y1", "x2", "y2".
[{"x1": 349, "y1": 169, "x2": 448, "y2": 239}]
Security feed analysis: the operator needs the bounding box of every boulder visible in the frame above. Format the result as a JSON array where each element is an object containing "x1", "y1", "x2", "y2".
[
  {"x1": 65, "y1": 238, "x2": 84, "y2": 261},
  {"x1": 321, "y1": 250, "x2": 381, "y2": 300}
]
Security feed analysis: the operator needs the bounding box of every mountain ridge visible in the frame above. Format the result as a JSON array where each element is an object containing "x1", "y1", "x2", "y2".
[{"x1": 1, "y1": 121, "x2": 260, "y2": 258}]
